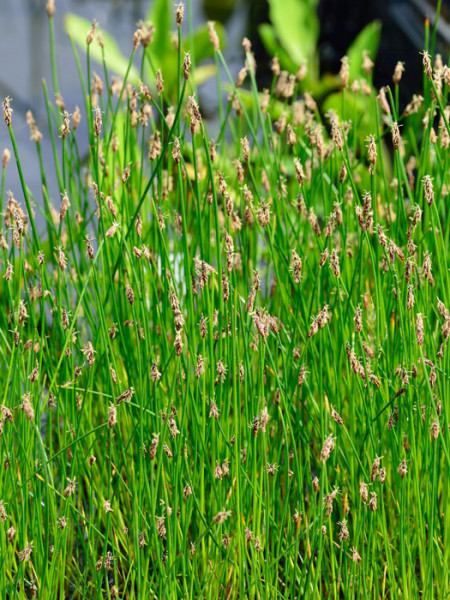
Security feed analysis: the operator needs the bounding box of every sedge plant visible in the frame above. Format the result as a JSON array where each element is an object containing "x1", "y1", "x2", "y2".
[{"x1": 0, "y1": 1, "x2": 449, "y2": 598}]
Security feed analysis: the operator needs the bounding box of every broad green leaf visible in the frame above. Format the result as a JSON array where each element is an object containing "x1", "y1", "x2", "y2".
[
  {"x1": 346, "y1": 20, "x2": 382, "y2": 82},
  {"x1": 148, "y1": 0, "x2": 172, "y2": 56},
  {"x1": 258, "y1": 23, "x2": 298, "y2": 74},
  {"x1": 323, "y1": 91, "x2": 378, "y2": 147},
  {"x1": 182, "y1": 22, "x2": 227, "y2": 64},
  {"x1": 323, "y1": 88, "x2": 393, "y2": 190},
  {"x1": 224, "y1": 85, "x2": 286, "y2": 121},
  {"x1": 267, "y1": 0, "x2": 319, "y2": 65},
  {"x1": 308, "y1": 73, "x2": 340, "y2": 99},
  {"x1": 193, "y1": 64, "x2": 217, "y2": 86},
  {"x1": 64, "y1": 13, "x2": 140, "y2": 83},
  {"x1": 147, "y1": 49, "x2": 178, "y2": 99},
  {"x1": 259, "y1": 23, "x2": 321, "y2": 88}
]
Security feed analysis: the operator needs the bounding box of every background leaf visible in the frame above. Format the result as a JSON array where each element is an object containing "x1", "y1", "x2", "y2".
[
  {"x1": 147, "y1": 0, "x2": 172, "y2": 56},
  {"x1": 64, "y1": 13, "x2": 140, "y2": 83},
  {"x1": 346, "y1": 20, "x2": 382, "y2": 82},
  {"x1": 183, "y1": 22, "x2": 227, "y2": 64},
  {"x1": 258, "y1": 23, "x2": 298, "y2": 74},
  {"x1": 267, "y1": 0, "x2": 319, "y2": 65}
]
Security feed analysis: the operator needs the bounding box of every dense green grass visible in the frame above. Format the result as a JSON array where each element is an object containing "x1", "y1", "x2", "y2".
[{"x1": 1, "y1": 3, "x2": 450, "y2": 598}]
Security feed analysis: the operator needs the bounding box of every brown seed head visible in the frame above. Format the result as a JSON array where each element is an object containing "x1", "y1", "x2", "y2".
[
  {"x1": 241, "y1": 136, "x2": 250, "y2": 162},
  {"x1": 175, "y1": 2, "x2": 184, "y2": 25},
  {"x1": 242, "y1": 36, "x2": 251, "y2": 53},
  {"x1": 85, "y1": 235, "x2": 94, "y2": 260},
  {"x1": 391, "y1": 121, "x2": 401, "y2": 150},
  {"x1": 291, "y1": 250, "x2": 302, "y2": 284},
  {"x1": 423, "y1": 175, "x2": 434, "y2": 206},
  {"x1": 312, "y1": 475, "x2": 319, "y2": 492},
  {"x1": 430, "y1": 418, "x2": 440, "y2": 440},
  {"x1": 4, "y1": 260, "x2": 13, "y2": 281},
  {"x1": 208, "y1": 21, "x2": 220, "y2": 51},
  {"x1": 86, "y1": 20, "x2": 97, "y2": 45},
  {"x1": 46, "y1": 0, "x2": 55, "y2": 17},
  {"x1": 320, "y1": 434, "x2": 336, "y2": 462},
  {"x1": 359, "y1": 481, "x2": 368, "y2": 503},
  {"x1": 117, "y1": 387, "x2": 134, "y2": 404},
  {"x1": 137, "y1": 22, "x2": 154, "y2": 47},
  {"x1": 94, "y1": 105, "x2": 102, "y2": 136},
  {"x1": 19, "y1": 541, "x2": 33, "y2": 563},
  {"x1": 2, "y1": 148, "x2": 10, "y2": 169},
  {"x1": 422, "y1": 50, "x2": 432, "y2": 79},
  {"x1": 351, "y1": 547, "x2": 362, "y2": 562},
  {"x1": 354, "y1": 304, "x2": 363, "y2": 333},
  {"x1": 366, "y1": 134, "x2": 377, "y2": 166},
  {"x1": 362, "y1": 50, "x2": 374, "y2": 75},
  {"x1": 378, "y1": 87, "x2": 391, "y2": 113},
  {"x1": 132, "y1": 29, "x2": 141, "y2": 51},
  {"x1": 108, "y1": 403, "x2": 117, "y2": 428},
  {"x1": 338, "y1": 519, "x2": 350, "y2": 541},
  {"x1": 330, "y1": 249, "x2": 341, "y2": 277},
  {"x1": 393, "y1": 61, "x2": 405, "y2": 84},
  {"x1": 416, "y1": 313, "x2": 424, "y2": 346},
  {"x1": 236, "y1": 66, "x2": 248, "y2": 88},
  {"x1": 3, "y1": 97, "x2": 13, "y2": 127},
  {"x1": 183, "y1": 52, "x2": 191, "y2": 80},
  {"x1": 63, "y1": 477, "x2": 77, "y2": 498},
  {"x1": 329, "y1": 114, "x2": 344, "y2": 150},
  {"x1": 213, "y1": 510, "x2": 232, "y2": 524},
  {"x1": 156, "y1": 70, "x2": 164, "y2": 95},
  {"x1": 82, "y1": 341, "x2": 96, "y2": 367},
  {"x1": 60, "y1": 191, "x2": 70, "y2": 222},
  {"x1": 331, "y1": 405, "x2": 343, "y2": 425},
  {"x1": 371, "y1": 456, "x2": 381, "y2": 482},
  {"x1": 26, "y1": 110, "x2": 43, "y2": 143},
  {"x1": 21, "y1": 393, "x2": 34, "y2": 420},
  {"x1": 398, "y1": 458, "x2": 408, "y2": 479},
  {"x1": 172, "y1": 137, "x2": 181, "y2": 164},
  {"x1": 339, "y1": 56, "x2": 349, "y2": 88}
]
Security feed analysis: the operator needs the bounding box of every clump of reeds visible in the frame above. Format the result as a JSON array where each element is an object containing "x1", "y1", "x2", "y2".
[{"x1": 0, "y1": 3, "x2": 449, "y2": 598}]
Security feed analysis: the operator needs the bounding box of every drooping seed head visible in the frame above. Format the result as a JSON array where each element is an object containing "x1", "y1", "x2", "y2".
[
  {"x1": 331, "y1": 405, "x2": 343, "y2": 425},
  {"x1": 63, "y1": 477, "x2": 77, "y2": 498},
  {"x1": 117, "y1": 387, "x2": 134, "y2": 404}
]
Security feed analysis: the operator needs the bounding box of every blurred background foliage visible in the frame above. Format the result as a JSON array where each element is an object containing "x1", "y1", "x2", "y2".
[
  {"x1": 1, "y1": 0, "x2": 448, "y2": 209},
  {"x1": 64, "y1": 0, "x2": 382, "y2": 139}
]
